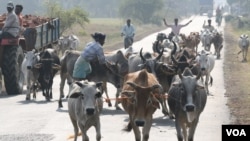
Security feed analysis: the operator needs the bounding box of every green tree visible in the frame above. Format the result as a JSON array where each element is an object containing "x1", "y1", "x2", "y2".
[
  {"x1": 44, "y1": 1, "x2": 89, "y2": 35},
  {"x1": 119, "y1": 0, "x2": 164, "y2": 24}
]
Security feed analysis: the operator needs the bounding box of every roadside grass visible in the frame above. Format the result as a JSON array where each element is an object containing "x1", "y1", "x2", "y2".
[
  {"x1": 224, "y1": 23, "x2": 250, "y2": 124},
  {"x1": 64, "y1": 18, "x2": 165, "y2": 52}
]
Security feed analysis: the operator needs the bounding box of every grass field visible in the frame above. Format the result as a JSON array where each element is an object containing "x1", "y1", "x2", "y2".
[{"x1": 64, "y1": 18, "x2": 165, "y2": 52}]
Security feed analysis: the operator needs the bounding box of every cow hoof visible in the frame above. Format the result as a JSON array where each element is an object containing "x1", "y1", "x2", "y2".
[
  {"x1": 26, "y1": 97, "x2": 30, "y2": 101},
  {"x1": 108, "y1": 103, "x2": 112, "y2": 107}
]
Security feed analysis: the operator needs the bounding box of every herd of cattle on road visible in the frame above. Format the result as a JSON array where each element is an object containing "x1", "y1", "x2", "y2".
[{"x1": 1, "y1": 22, "x2": 250, "y2": 141}]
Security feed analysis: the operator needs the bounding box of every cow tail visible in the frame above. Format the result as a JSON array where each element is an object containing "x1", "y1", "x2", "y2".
[{"x1": 122, "y1": 121, "x2": 132, "y2": 132}]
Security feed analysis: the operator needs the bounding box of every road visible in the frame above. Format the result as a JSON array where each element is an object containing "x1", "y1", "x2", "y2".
[{"x1": 0, "y1": 15, "x2": 230, "y2": 141}]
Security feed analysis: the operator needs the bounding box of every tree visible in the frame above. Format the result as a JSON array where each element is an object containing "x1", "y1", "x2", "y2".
[
  {"x1": 44, "y1": 1, "x2": 89, "y2": 35},
  {"x1": 119, "y1": 0, "x2": 164, "y2": 24}
]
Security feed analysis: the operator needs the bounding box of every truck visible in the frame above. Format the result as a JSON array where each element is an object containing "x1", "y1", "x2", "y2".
[
  {"x1": 0, "y1": 15, "x2": 60, "y2": 95},
  {"x1": 199, "y1": 0, "x2": 214, "y2": 17}
]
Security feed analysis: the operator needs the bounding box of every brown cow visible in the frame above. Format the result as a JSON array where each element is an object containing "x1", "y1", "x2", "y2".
[{"x1": 120, "y1": 69, "x2": 163, "y2": 141}]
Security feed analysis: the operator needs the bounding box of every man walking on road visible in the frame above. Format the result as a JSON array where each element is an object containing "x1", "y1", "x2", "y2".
[{"x1": 121, "y1": 19, "x2": 135, "y2": 49}]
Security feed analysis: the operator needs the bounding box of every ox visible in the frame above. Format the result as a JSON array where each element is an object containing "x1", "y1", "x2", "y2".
[
  {"x1": 21, "y1": 49, "x2": 40, "y2": 100},
  {"x1": 238, "y1": 34, "x2": 249, "y2": 62},
  {"x1": 105, "y1": 50, "x2": 129, "y2": 109},
  {"x1": 128, "y1": 48, "x2": 170, "y2": 115},
  {"x1": 196, "y1": 50, "x2": 215, "y2": 95},
  {"x1": 67, "y1": 81, "x2": 103, "y2": 141},
  {"x1": 181, "y1": 32, "x2": 200, "y2": 53},
  {"x1": 212, "y1": 31, "x2": 223, "y2": 59},
  {"x1": 168, "y1": 67, "x2": 207, "y2": 141},
  {"x1": 57, "y1": 34, "x2": 80, "y2": 55},
  {"x1": 120, "y1": 69, "x2": 163, "y2": 141},
  {"x1": 36, "y1": 48, "x2": 61, "y2": 101},
  {"x1": 200, "y1": 29, "x2": 213, "y2": 51},
  {"x1": 59, "y1": 50, "x2": 120, "y2": 108}
]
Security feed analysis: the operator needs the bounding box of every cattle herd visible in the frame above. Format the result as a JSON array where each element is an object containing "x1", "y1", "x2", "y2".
[{"x1": 14, "y1": 26, "x2": 249, "y2": 141}]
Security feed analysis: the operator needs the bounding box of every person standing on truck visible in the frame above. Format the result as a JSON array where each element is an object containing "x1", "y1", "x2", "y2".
[
  {"x1": 15, "y1": 4, "x2": 24, "y2": 35},
  {"x1": 0, "y1": 1, "x2": 19, "y2": 41},
  {"x1": 73, "y1": 32, "x2": 112, "y2": 80},
  {"x1": 202, "y1": 19, "x2": 215, "y2": 32},
  {"x1": 121, "y1": 19, "x2": 135, "y2": 49}
]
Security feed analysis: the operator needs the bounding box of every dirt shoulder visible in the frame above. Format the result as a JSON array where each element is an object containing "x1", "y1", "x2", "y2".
[{"x1": 224, "y1": 24, "x2": 250, "y2": 124}]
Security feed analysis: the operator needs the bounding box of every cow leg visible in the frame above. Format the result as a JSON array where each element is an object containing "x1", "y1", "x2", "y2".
[
  {"x1": 95, "y1": 119, "x2": 101, "y2": 141},
  {"x1": 131, "y1": 121, "x2": 141, "y2": 141},
  {"x1": 205, "y1": 75, "x2": 209, "y2": 95},
  {"x1": 69, "y1": 116, "x2": 79, "y2": 141},
  {"x1": 188, "y1": 119, "x2": 199, "y2": 141},
  {"x1": 115, "y1": 88, "x2": 122, "y2": 110},
  {"x1": 26, "y1": 79, "x2": 31, "y2": 100},
  {"x1": 78, "y1": 123, "x2": 89, "y2": 141},
  {"x1": 142, "y1": 119, "x2": 152, "y2": 141},
  {"x1": 175, "y1": 119, "x2": 184, "y2": 141},
  {"x1": 102, "y1": 82, "x2": 112, "y2": 107}
]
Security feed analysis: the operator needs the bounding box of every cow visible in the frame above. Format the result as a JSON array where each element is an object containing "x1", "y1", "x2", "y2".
[
  {"x1": 57, "y1": 34, "x2": 80, "y2": 55},
  {"x1": 120, "y1": 69, "x2": 163, "y2": 141},
  {"x1": 200, "y1": 29, "x2": 213, "y2": 51},
  {"x1": 105, "y1": 50, "x2": 129, "y2": 109},
  {"x1": 168, "y1": 67, "x2": 207, "y2": 141},
  {"x1": 35, "y1": 48, "x2": 61, "y2": 101},
  {"x1": 212, "y1": 30, "x2": 223, "y2": 59},
  {"x1": 181, "y1": 32, "x2": 200, "y2": 53},
  {"x1": 196, "y1": 50, "x2": 215, "y2": 95},
  {"x1": 238, "y1": 34, "x2": 249, "y2": 62},
  {"x1": 21, "y1": 49, "x2": 40, "y2": 100},
  {"x1": 67, "y1": 81, "x2": 103, "y2": 141},
  {"x1": 128, "y1": 48, "x2": 170, "y2": 115},
  {"x1": 59, "y1": 50, "x2": 121, "y2": 108}
]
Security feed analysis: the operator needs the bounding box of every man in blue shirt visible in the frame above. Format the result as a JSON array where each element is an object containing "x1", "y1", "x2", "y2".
[
  {"x1": 121, "y1": 19, "x2": 135, "y2": 49},
  {"x1": 73, "y1": 32, "x2": 109, "y2": 79}
]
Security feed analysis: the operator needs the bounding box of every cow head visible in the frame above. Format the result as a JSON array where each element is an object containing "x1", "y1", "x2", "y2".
[
  {"x1": 24, "y1": 49, "x2": 40, "y2": 70},
  {"x1": 121, "y1": 81, "x2": 162, "y2": 126},
  {"x1": 139, "y1": 48, "x2": 163, "y2": 75},
  {"x1": 69, "y1": 81, "x2": 103, "y2": 116},
  {"x1": 172, "y1": 68, "x2": 204, "y2": 122}
]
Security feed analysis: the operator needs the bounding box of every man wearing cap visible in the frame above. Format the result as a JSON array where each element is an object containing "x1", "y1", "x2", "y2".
[
  {"x1": 73, "y1": 32, "x2": 110, "y2": 79},
  {"x1": 0, "y1": 1, "x2": 19, "y2": 41},
  {"x1": 203, "y1": 19, "x2": 215, "y2": 32}
]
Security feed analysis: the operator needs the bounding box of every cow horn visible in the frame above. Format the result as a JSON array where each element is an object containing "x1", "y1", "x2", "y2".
[
  {"x1": 126, "y1": 81, "x2": 138, "y2": 89},
  {"x1": 155, "y1": 46, "x2": 164, "y2": 61},
  {"x1": 140, "y1": 48, "x2": 146, "y2": 62}
]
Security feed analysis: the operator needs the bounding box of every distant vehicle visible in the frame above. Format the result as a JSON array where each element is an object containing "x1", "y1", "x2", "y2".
[{"x1": 199, "y1": 0, "x2": 213, "y2": 17}]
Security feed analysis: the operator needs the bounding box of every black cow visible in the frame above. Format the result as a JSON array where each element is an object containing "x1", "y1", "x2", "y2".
[
  {"x1": 35, "y1": 48, "x2": 61, "y2": 101},
  {"x1": 168, "y1": 67, "x2": 207, "y2": 141}
]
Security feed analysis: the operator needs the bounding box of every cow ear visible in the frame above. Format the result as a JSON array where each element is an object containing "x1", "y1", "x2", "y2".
[
  {"x1": 69, "y1": 92, "x2": 82, "y2": 98},
  {"x1": 96, "y1": 82, "x2": 104, "y2": 94},
  {"x1": 34, "y1": 63, "x2": 42, "y2": 69},
  {"x1": 75, "y1": 81, "x2": 84, "y2": 88}
]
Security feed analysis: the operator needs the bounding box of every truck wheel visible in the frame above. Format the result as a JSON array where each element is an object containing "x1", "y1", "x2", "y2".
[{"x1": 2, "y1": 46, "x2": 24, "y2": 95}]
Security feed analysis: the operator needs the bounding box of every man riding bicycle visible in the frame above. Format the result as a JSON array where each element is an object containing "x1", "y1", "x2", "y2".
[{"x1": 121, "y1": 19, "x2": 135, "y2": 49}]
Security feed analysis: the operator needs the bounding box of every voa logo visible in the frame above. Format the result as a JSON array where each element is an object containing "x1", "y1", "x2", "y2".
[{"x1": 226, "y1": 129, "x2": 246, "y2": 136}]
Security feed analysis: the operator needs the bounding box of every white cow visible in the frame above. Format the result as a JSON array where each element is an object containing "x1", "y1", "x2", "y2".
[
  {"x1": 21, "y1": 49, "x2": 40, "y2": 100},
  {"x1": 196, "y1": 50, "x2": 215, "y2": 95},
  {"x1": 57, "y1": 34, "x2": 80, "y2": 55},
  {"x1": 238, "y1": 34, "x2": 249, "y2": 62},
  {"x1": 67, "y1": 81, "x2": 103, "y2": 141}
]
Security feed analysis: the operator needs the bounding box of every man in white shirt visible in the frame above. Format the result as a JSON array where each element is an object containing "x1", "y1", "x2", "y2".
[
  {"x1": 121, "y1": 19, "x2": 135, "y2": 49},
  {"x1": 163, "y1": 18, "x2": 192, "y2": 36}
]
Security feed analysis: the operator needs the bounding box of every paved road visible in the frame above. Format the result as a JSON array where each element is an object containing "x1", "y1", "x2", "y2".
[{"x1": 0, "y1": 15, "x2": 230, "y2": 141}]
